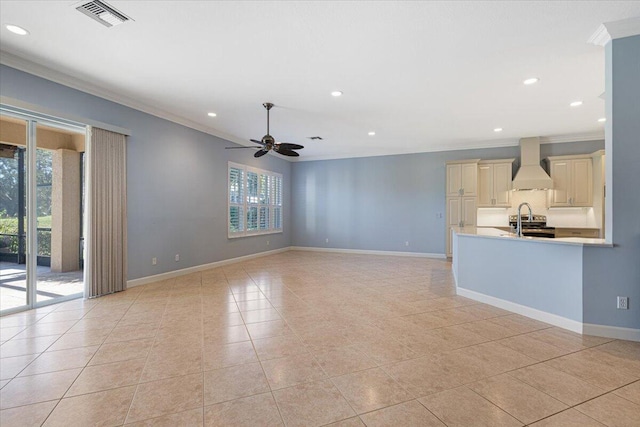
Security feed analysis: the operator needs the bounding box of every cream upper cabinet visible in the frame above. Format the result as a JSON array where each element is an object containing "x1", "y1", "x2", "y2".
[
  {"x1": 446, "y1": 160, "x2": 479, "y2": 197},
  {"x1": 547, "y1": 155, "x2": 593, "y2": 207},
  {"x1": 477, "y1": 159, "x2": 514, "y2": 207}
]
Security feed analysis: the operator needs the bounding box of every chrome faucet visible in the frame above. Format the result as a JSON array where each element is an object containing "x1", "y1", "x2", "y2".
[{"x1": 516, "y1": 202, "x2": 533, "y2": 237}]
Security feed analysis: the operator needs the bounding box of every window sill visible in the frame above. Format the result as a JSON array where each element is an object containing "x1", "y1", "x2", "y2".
[{"x1": 228, "y1": 230, "x2": 283, "y2": 239}]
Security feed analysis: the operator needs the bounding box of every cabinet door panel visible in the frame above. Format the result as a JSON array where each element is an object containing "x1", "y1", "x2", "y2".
[
  {"x1": 461, "y1": 163, "x2": 477, "y2": 196},
  {"x1": 462, "y1": 197, "x2": 476, "y2": 227},
  {"x1": 446, "y1": 164, "x2": 462, "y2": 197},
  {"x1": 493, "y1": 163, "x2": 512, "y2": 206},
  {"x1": 477, "y1": 165, "x2": 493, "y2": 206},
  {"x1": 446, "y1": 197, "x2": 461, "y2": 256},
  {"x1": 447, "y1": 197, "x2": 461, "y2": 228},
  {"x1": 572, "y1": 158, "x2": 593, "y2": 206},
  {"x1": 550, "y1": 161, "x2": 570, "y2": 206}
]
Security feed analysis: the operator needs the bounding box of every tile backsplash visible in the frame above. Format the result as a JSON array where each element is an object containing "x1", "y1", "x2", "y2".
[{"x1": 477, "y1": 189, "x2": 598, "y2": 228}]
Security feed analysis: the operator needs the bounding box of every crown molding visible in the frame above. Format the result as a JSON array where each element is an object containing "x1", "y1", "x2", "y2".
[
  {"x1": 294, "y1": 132, "x2": 604, "y2": 162},
  {"x1": 540, "y1": 131, "x2": 604, "y2": 144},
  {"x1": 588, "y1": 24, "x2": 612, "y2": 46},
  {"x1": 0, "y1": 51, "x2": 605, "y2": 164},
  {"x1": 0, "y1": 50, "x2": 248, "y2": 147},
  {"x1": 588, "y1": 17, "x2": 640, "y2": 46}
]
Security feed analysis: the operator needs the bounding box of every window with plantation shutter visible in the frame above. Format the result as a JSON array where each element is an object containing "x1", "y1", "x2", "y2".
[{"x1": 228, "y1": 162, "x2": 283, "y2": 238}]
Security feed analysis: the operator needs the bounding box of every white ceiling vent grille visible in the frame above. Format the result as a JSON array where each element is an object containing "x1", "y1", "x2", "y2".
[{"x1": 76, "y1": 0, "x2": 131, "y2": 27}]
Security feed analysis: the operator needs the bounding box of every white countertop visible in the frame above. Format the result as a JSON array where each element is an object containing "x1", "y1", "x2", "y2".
[{"x1": 452, "y1": 226, "x2": 612, "y2": 247}]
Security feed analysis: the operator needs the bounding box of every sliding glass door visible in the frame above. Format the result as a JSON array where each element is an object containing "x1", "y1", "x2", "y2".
[
  {"x1": 0, "y1": 116, "x2": 29, "y2": 312},
  {"x1": 0, "y1": 109, "x2": 87, "y2": 315}
]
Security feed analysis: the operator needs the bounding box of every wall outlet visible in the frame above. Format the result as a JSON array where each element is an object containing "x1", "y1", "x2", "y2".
[
  {"x1": 175, "y1": 254, "x2": 180, "y2": 262},
  {"x1": 266, "y1": 240, "x2": 270, "y2": 246},
  {"x1": 405, "y1": 241, "x2": 409, "y2": 246},
  {"x1": 325, "y1": 238, "x2": 329, "y2": 243},
  {"x1": 617, "y1": 296, "x2": 629, "y2": 310},
  {"x1": 152, "y1": 257, "x2": 157, "y2": 266}
]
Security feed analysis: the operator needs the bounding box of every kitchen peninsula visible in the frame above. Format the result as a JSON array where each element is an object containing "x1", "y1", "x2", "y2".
[{"x1": 451, "y1": 226, "x2": 611, "y2": 334}]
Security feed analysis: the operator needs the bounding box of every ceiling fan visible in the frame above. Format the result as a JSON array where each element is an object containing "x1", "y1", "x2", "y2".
[{"x1": 226, "y1": 102, "x2": 304, "y2": 158}]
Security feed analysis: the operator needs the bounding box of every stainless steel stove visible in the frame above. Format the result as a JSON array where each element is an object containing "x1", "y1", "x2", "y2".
[{"x1": 508, "y1": 214, "x2": 556, "y2": 238}]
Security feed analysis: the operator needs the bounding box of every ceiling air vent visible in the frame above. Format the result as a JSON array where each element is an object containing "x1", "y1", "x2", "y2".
[
  {"x1": 307, "y1": 136, "x2": 323, "y2": 140},
  {"x1": 76, "y1": 0, "x2": 131, "y2": 27}
]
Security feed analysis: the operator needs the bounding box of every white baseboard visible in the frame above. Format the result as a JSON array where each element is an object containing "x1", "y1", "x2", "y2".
[
  {"x1": 127, "y1": 247, "x2": 290, "y2": 288},
  {"x1": 583, "y1": 323, "x2": 640, "y2": 342},
  {"x1": 456, "y1": 287, "x2": 584, "y2": 334},
  {"x1": 127, "y1": 246, "x2": 446, "y2": 289},
  {"x1": 290, "y1": 246, "x2": 446, "y2": 259}
]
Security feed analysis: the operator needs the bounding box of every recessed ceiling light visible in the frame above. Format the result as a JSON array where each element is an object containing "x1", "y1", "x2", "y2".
[
  {"x1": 207, "y1": 112, "x2": 217, "y2": 117},
  {"x1": 523, "y1": 78, "x2": 539, "y2": 85},
  {"x1": 6, "y1": 24, "x2": 29, "y2": 35},
  {"x1": 493, "y1": 128, "x2": 503, "y2": 132},
  {"x1": 570, "y1": 101, "x2": 583, "y2": 107},
  {"x1": 368, "y1": 131, "x2": 376, "y2": 136},
  {"x1": 331, "y1": 91, "x2": 343, "y2": 97},
  {"x1": 598, "y1": 117, "x2": 606, "y2": 123}
]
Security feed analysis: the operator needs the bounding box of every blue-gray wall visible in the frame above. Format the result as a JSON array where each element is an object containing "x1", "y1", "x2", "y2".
[
  {"x1": 291, "y1": 140, "x2": 604, "y2": 254},
  {"x1": 5, "y1": 59, "x2": 633, "y2": 332},
  {"x1": 0, "y1": 65, "x2": 292, "y2": 281},
  {"x1": 583, "y1": 35, "x2": 640, "y2": 330}
]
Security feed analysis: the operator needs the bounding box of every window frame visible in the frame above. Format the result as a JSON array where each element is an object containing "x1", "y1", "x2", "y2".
[{"x1": 228, "y1": 161, "x2": 283, "y2": 238}]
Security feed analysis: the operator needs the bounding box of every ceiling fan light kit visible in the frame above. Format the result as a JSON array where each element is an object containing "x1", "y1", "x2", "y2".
[{"x1": 225, "y1": 102, "x2": 304, "y2": 158}]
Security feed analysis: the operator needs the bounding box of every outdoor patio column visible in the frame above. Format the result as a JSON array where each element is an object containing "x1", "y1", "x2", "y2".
[{"x1": 51, "y1": 148, "x2": 80, "y2": 272}]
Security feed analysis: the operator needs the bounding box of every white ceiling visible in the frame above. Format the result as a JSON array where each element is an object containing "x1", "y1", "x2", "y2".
[{"x1": 1, "y1": 1, "x2": 639, "y2": 161}]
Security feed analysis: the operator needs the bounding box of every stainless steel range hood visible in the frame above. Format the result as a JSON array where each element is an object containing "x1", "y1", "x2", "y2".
[{"x1": 512, "y1": 137, "x2": 553, "y2": 190}]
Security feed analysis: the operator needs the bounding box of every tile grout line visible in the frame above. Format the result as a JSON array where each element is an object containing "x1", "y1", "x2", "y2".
[
  {"x1": 31, "y1": 295, "x2": 131, "y2": 425},
  {"x1": 121, "y1": 279, "x2": 170, "y2": 425},
  {"x1": 4, "y1": 297, "x2": 113, "y2": 422},
  {"x1": 242, "y1": 267, "x2": 288, "y2": 426}
]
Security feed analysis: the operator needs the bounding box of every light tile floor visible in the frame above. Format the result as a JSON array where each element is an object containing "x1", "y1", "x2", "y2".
[{"x1": 0, "y1": 251, "x2": 639, "y2": 426}]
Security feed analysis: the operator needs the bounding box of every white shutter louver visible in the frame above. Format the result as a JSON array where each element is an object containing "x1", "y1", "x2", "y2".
[{"x1": 228, "y1": 162, "x2": 282, "y2": 237}]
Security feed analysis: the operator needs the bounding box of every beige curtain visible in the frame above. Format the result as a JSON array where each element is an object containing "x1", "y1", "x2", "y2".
[{"x1": 88, "y1": 127, "x2": 127, "y2": 298}]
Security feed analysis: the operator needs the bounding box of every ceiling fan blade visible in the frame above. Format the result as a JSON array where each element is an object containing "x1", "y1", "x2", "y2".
[
  {"x1": 250, "y1": 139, "x2": 266, "y2": 145},
  {"x1": 277, "y1": 149, "x2": 300, "y2": 157},
  {"x1": 254, "y1": 149, "x2": 269, "y2": 158},
  {"x1": 276, "y1": 142, "x2": 304, "y2": 150},
  {"x1": 225, "y1": 146, "x2": 260, "y2": 149}
]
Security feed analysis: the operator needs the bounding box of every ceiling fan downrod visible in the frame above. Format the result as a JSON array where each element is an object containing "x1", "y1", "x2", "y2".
[{"x1": 263, "y1": 102, "x2": 273, "y2": 137}]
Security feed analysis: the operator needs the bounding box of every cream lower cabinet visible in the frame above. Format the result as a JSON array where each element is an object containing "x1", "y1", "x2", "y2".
[
  {"x1": 477, "y1": 159, "x2": 514, "y2": 207},
  {"x1": 547, "y1": 156, "x2": 593, "y2": 207},
  {"x1": 446, "y1": 196, "x2": 476, "y2": 257},
  {"x1": 555, "y1": 228, "x2": 600, "y2": 238}
]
